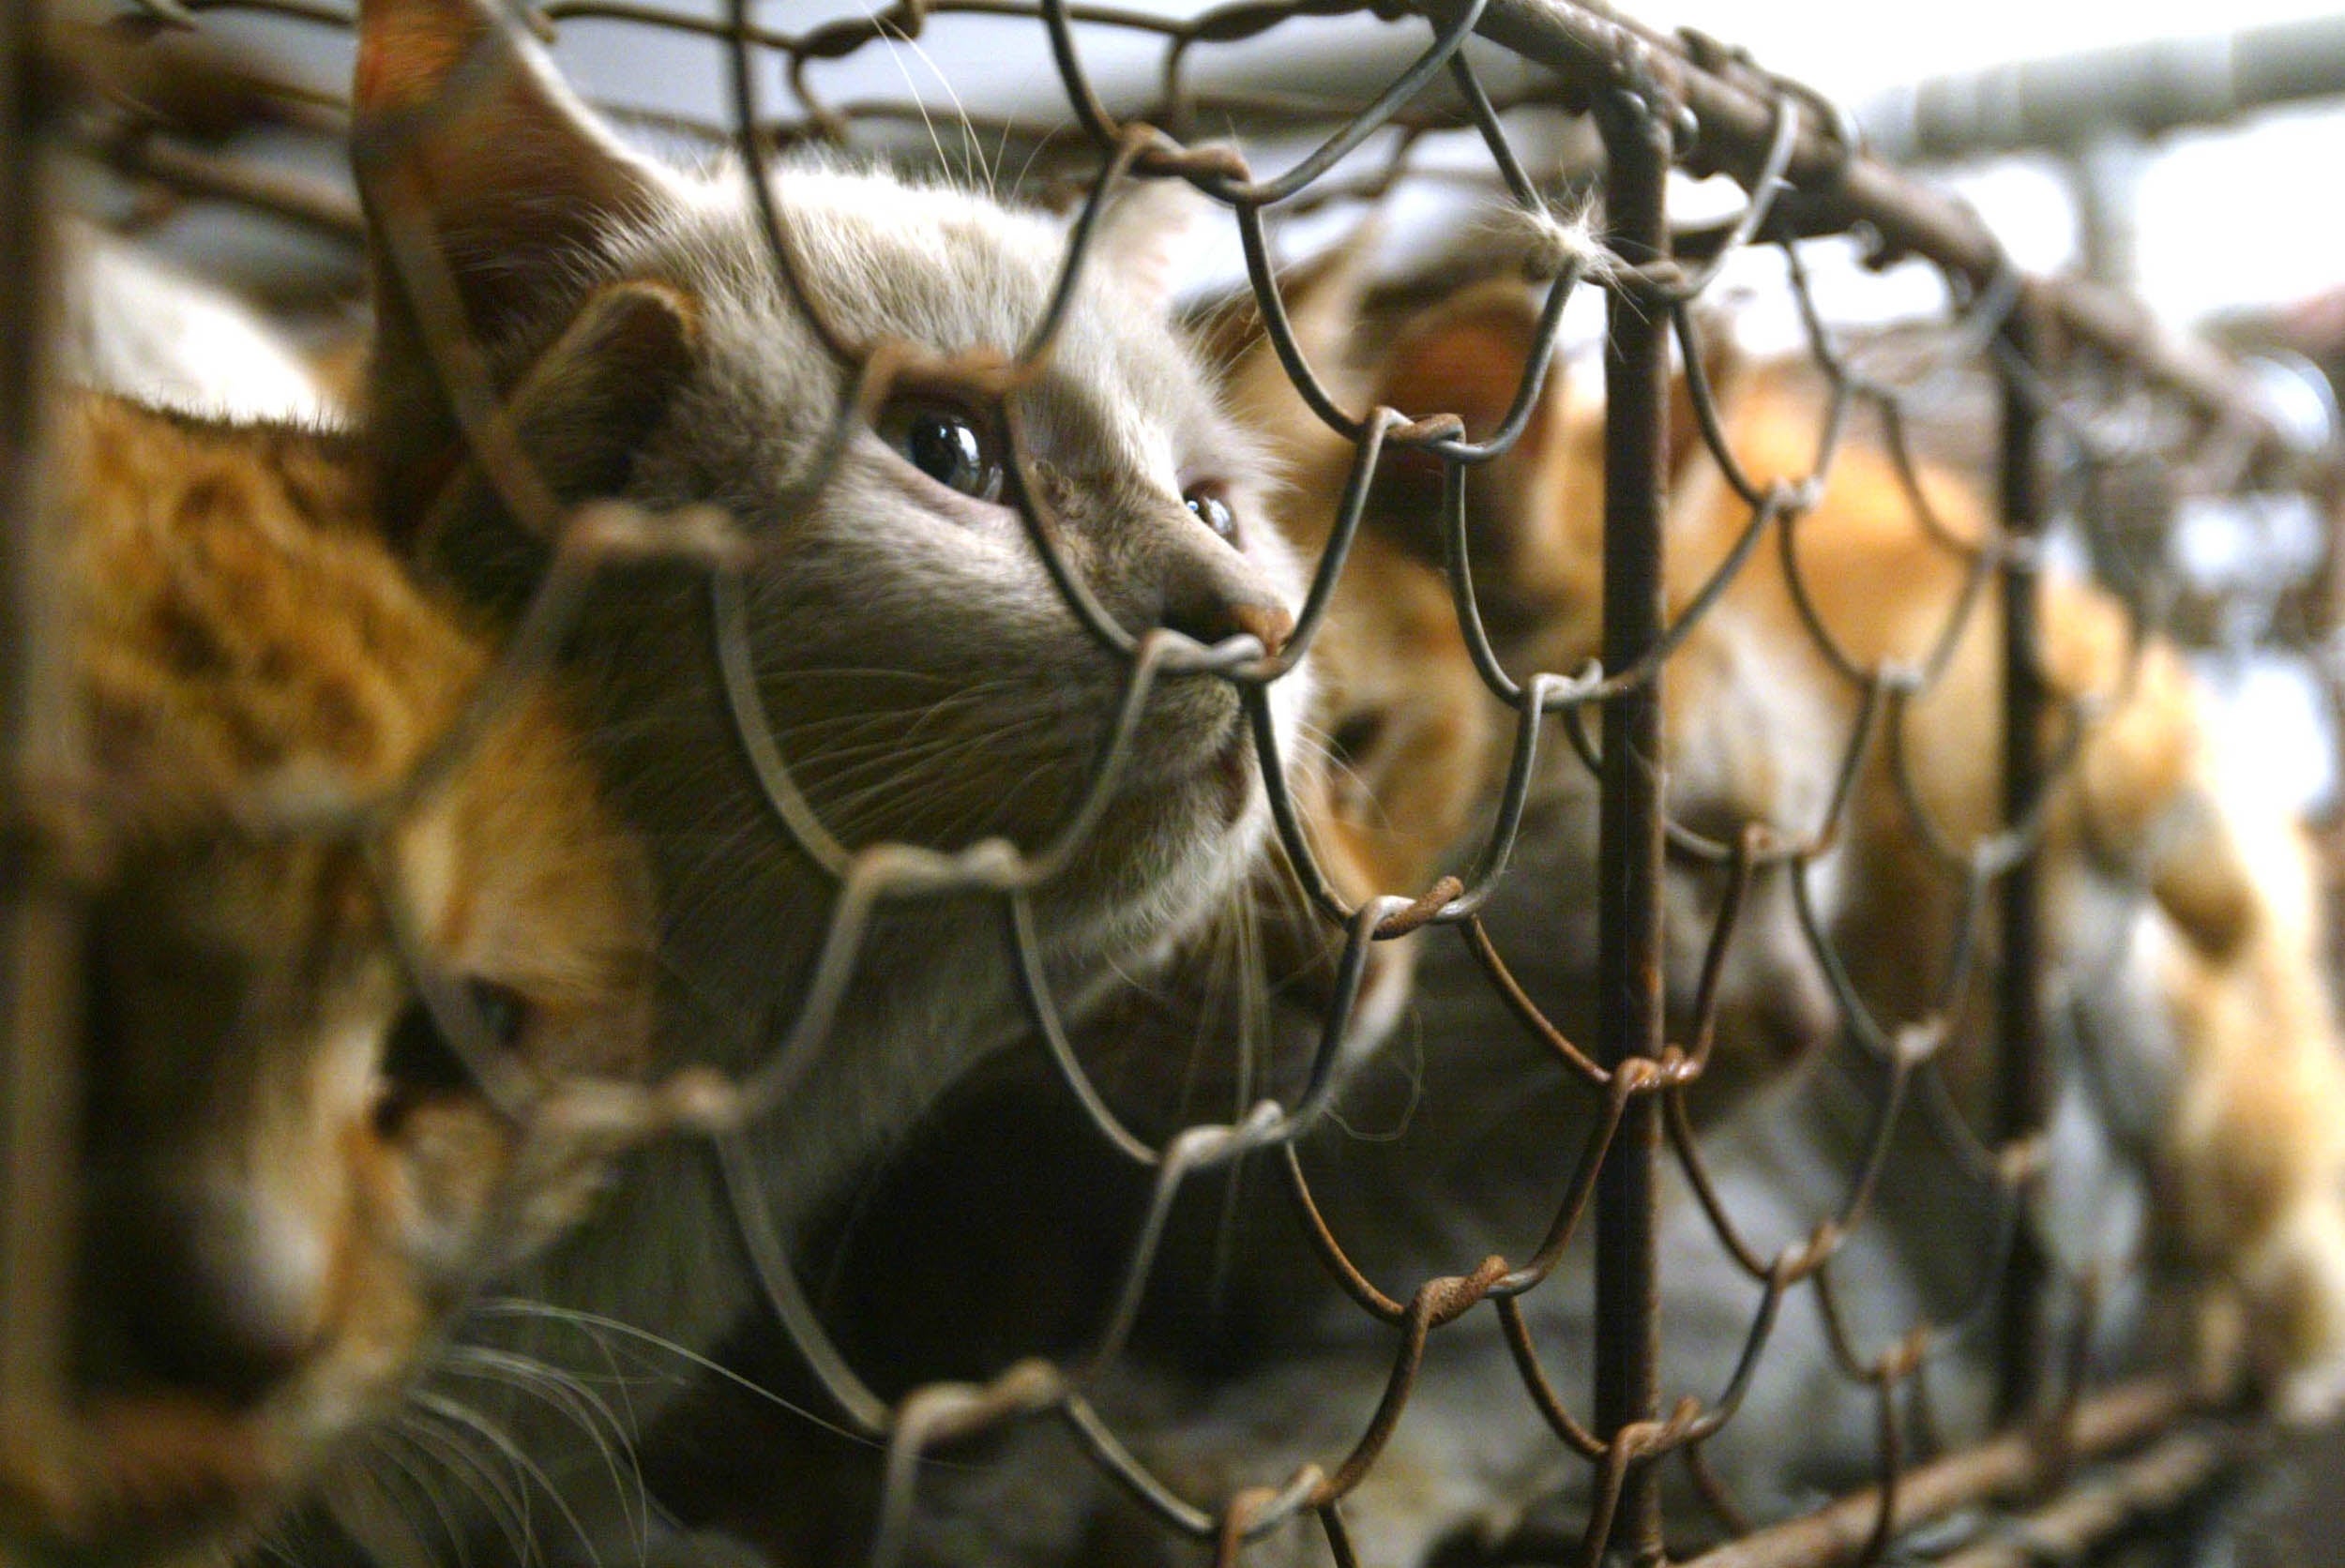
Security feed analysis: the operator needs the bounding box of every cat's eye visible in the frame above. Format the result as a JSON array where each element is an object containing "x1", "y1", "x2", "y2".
[
  {"x1": 1328, "y1": 714, "x2": 1386, "y2": 769},
  {"x1": 377, "y1": 978, "x2": 531, "y2": 1125},
  {"x1": 1186, "y1": 487, "x2": 1238, "y2": 544},
  {"x1": 879, "y1": 397, "x2": 1004, "y2": 503}
]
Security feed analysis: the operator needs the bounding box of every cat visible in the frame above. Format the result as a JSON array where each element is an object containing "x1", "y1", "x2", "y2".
[
  {"x1": 624, "y1": 241, "x2": 1850, "y2": 1568},
  {"x1": 0, "y1": 390, "x2": 657, "y2": 1568},
  {"x1": 1683, "y1": 361, "x2": 2345, "y2": 1408},
  {"x1": 307, "y1": 0, "x2": 1320, "y2": 1544},
  {"x1": 1250, "y1": 234, "x2": 2345, "y2": 1370},
  {"x1": 1297, "y1": 241, "x2": 2345, "y2": 1404}
]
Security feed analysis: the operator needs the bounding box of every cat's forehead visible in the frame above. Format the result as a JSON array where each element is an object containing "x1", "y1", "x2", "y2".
[{"x1": 636, "y1": 165, "x2": 1240, "y2": 472}]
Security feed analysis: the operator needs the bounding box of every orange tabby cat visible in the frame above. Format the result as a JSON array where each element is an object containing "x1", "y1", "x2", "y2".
[
  {"x1": 0, "y1": 392, "x2": 657, "y2": 1567},
  {"x1": 1339, "y1": 257, "x2": 2345, "y2": 1410}
]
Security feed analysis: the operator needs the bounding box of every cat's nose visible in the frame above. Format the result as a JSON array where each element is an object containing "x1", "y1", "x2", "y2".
[
  {"x1": 1172, "y1": 597, "x2": 1293, "y2": 660},
  {"x1": 99, "y1": 1183, "x2": 327, "y2": 1408},
  {"x1": 1156, "y1": 545, "x2": 1294, "y2": 659}
]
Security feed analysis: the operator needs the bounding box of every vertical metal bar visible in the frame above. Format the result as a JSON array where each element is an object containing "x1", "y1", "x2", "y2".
[
  {"x1": 0, "y1": 0, "x2": 77, "y2": 1444},
  {"x1": 2065, "y1": 139, "x2": 2142, "y2": 290},
  {"x1": 1994, "y1": 300, "x2": 2050, "y2": 1426},
  {"x1": 1592, "y1": 87, "x2": 1672, "y2": 1566}
]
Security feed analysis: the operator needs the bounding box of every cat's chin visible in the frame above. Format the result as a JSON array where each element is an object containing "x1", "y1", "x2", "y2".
[
  {"x1": 1036, "y1": 757, "x2": 1273, "y2": 972},
  {"x1": 1149, "y1": 699, "x2": 1259, "y2": 823},
  {"x1": 1080, "y1": 664, "x2": 1310, "y2": 960}
]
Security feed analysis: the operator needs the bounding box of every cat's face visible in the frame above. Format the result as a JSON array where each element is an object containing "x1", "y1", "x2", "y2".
[
  {"x1": 0, "y1": 399, "x2": 655, "y2": 1567},
  {"x1": 623, "y1": 173, "x2": 1304, "y2": 955},
  {"x1": 353, "y1": 0, "x2": 1310, "y2": 983}
]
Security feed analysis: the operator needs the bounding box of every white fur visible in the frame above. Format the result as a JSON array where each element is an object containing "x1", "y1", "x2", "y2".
[{"x1": 64, "y1": 222, "x2": 328, "y2": 421}]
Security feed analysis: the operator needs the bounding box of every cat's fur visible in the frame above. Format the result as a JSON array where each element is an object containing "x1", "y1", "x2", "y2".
[{"x1": 0, "y1": 393, "x2": 654, "y2": 1568}]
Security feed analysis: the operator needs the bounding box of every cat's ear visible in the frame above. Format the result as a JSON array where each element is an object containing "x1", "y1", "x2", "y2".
[
  {"x1": 1374, "y1": 280, "x2": 1552, "y2": 453},
  {"x1": 353, "y1": 0, "x2": 668, "y2": 342},
  {"x1": 1363, "y1": 288, "x2": 1746, "y2": 624},
  {"x1": 1361, "y1": 279, "x2": 1568, "y2": 593},
  {"x1": 354, "y1": 0, "x2": 694, "y2": 550},
  {"x1": 1088, "y1": 174, "x2": 1214, "y2": 315},
  {"x1": 410, "y1": 279, "x2": 701, "y2": 616}
]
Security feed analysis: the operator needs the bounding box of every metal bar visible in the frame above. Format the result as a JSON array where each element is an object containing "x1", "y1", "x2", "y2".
[
  {"x1": 0, "y1": 0, "x2": 78, "y2": 1446},
  {"x1": 1401, "y1": 0, "x2": 2294, "y2": 471},
  {"x1": 1591, "y1": 84, "x2": 1671, "y2": 1568},
  {"x1": 2065, "y1": 139, "x2": 2144, "y2": 289},
  {"x1": 98, "y1": 134, "x2": 364, "y2": 243},
  {"x1": 1994, "y1": 302, "x2": 2050, "y2": 1427},
  {"x1": 1677, "y1": 1378, "x2": 2199, "y2": 1568},
  {"x1": 1863, "y1": 15, "x2": 2345, "y2": 163},
  {"x1": 1928, "y1": 1425, "x2": 2252, "y2": 1568}
]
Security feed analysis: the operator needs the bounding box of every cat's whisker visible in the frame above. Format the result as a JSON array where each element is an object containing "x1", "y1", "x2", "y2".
[
  {"x1": 407, "y1": 1391, "x2": 608, "y2": 1568},
  {"x1": 325, "y1": 1455, "x2": 441, "y2": 1568},
  {"x1": 1206, "y1": 899, "x2": 1271, "y2": 1306},
  {"x1": 469, "y1": 1302, "x2": 884, "y2": 1450},
  {"x1": 991, "y1": 113, "x2": 1017, "y2": 204},
  {"x1": 813, "y1": 711, "x2": 1082, "y2": 842},
  {"x1": 786, "y1": 713, "x2": 1029, "y2": 775},
  {"x1": 875, "y1": 17, "x2": 993, "y2": 192},
  {"x1": 1291, "y1": 717, "x2": 1405, "y2": 838},
  {"x1": 387, "y1": 1408, "x2": 537, "y2": 1568},
  {"x1": 870, "y1": 29, "x2": 961, "y2": 196},
  {"x1": 246, "y1": 1524, "x2": 310, "y2": 1568},
  {"x1": 361, "y1": 1423, "x2": 489, "y2": 1568},
  {"x1": 1006, "y1": 123, "x2": 1058, "y2": 208},
  {"x1": 436, "y1": 1347, "x2": 648, "y2": 1544},
  {"x1": 752, "y1": 665, "x2": 967, "y2": 686},
  {"x1": 769, "y1": 704, "x2": 979, "y2": 747},
  {"x1": 886, "y1": 716, "x2": 1097, "y2": 848},
  {"x1": 806, "y1": 755, "x2": 1032, "y2": 841}
]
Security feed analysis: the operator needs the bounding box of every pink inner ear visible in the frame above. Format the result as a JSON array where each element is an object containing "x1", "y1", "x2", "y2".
[
  {"x1": 353, "y1": 0, "x2": 667, "y2": 345},
  {"x1": 1377, "y1": 312, "x2": 1543, "y2": 443},
  {"x1": 355, "y1": 0, "x2": 480, "y2": 118}
]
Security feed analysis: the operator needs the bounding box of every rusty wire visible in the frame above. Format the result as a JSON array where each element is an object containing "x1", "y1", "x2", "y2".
[
  {"x1": 0, "y1": 0, "x2": 76, "y2": 1470},
  {"x1": 11, "y1": 0, "x2": 2340, "y2": 1565}
]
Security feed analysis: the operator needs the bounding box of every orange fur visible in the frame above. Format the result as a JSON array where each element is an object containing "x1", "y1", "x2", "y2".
[{"x1": 0, "y1": 394, "x2": 656, "y2": 1565}]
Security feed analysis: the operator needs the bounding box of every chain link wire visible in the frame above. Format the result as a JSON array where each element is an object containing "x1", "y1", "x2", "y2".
[{"x1": 13, "y1": 0, "x2": 2342, "y2": 1563}]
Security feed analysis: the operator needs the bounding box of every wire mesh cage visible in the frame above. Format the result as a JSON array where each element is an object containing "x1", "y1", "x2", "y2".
[{"x1": 6, "y1": 2, "x2": 2345, "y2": 1567}]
